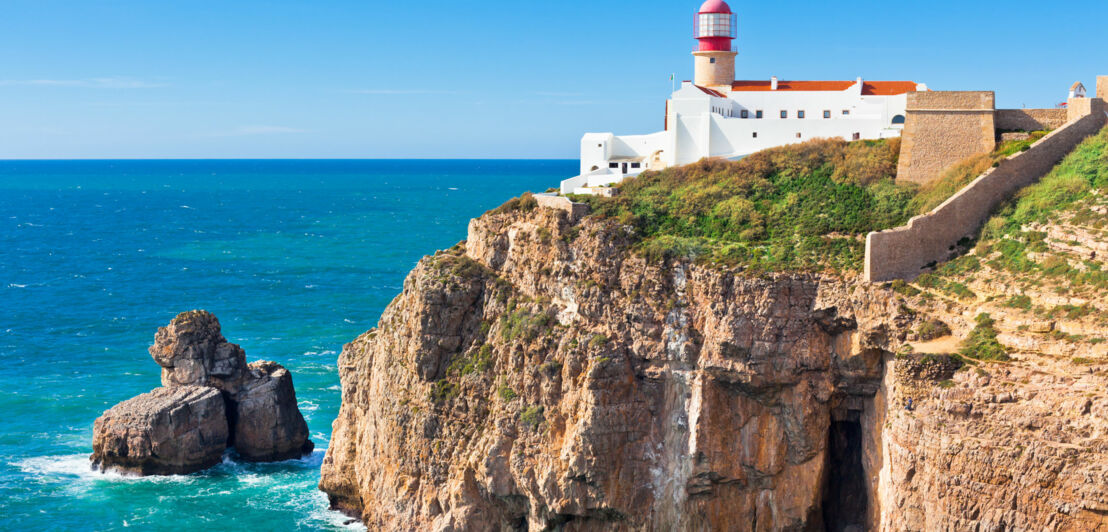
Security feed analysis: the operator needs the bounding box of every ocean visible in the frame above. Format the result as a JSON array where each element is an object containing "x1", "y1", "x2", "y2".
[{"x1": 0, "y1": 160, "x2": 575, "y2": 531}]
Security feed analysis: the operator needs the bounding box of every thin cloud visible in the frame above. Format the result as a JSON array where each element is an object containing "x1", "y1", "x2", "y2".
[
  {"x1": 211, "y1": 125, "x2": 307, "y2": 137},
  {"x1": 0, "y1": 77, "x2": 167, "y2": 89}
]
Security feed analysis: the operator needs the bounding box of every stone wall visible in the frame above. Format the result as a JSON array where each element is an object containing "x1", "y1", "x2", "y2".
[
  {"x1": 1099, "y1": 76, "x2": 1108, "y2": 100},
  {"x1": 896, "y1": 91, "x2": 997, "y2": 184},
  {"x1": 865, "y1": 105, "x2": 1107, "y2": 283},
  {"x1": 533, "y1": 193, "x2": 589, "y2": 222},
  {"x1": 995, "y1": 108, "x2": 1067, "y2": 131}
]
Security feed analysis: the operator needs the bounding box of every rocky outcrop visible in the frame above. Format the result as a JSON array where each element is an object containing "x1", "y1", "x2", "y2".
[
  {"x1": 320, "y1": 204, "x2": 1108, "y2": 530},
  {"x1": 91, "y1": 386, "x2": 228, "y2": 475},
  {"x1": 319, "y1": 206, "x2": 906, "y2": 530},
  {"x1": 234, "y1": 361, "x2": 313, "y2": 461},
  {"x1": 91, "y1": 311, "x2": 312, "y2": 475}
]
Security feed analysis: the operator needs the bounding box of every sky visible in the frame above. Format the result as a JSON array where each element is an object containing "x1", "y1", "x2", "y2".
[{"x1": 0, "y1": 0, "x2": 1104, "y2": 159}]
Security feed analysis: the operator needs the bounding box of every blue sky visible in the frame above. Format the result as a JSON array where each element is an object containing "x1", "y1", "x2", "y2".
[{"x1": 0, "y1": 0, "x2": 1103, "y2": 159}]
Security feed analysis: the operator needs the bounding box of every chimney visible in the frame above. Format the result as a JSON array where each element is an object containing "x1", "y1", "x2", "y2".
[{"x1": 770, "y1": 76, "x2": 778, "y2": 90}]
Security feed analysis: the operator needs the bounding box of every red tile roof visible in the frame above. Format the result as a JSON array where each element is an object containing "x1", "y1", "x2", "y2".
[
  {"x1": 729, "y1": 80, "x2": 919, "y2": 95},
  {"x1": 695, "y1": 85, "x2": 728, "y2": 98}
]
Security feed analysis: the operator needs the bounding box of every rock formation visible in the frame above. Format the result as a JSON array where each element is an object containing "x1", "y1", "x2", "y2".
[
  {"x1": 91, "y1": 386, "x2": 228, "y2": 476},
  {"x1": 319, "y1": 204, "x2": 1108, "y2": 530},
  {"x1": 91, "y1": 310, "x2": 312, "y2": 475}
]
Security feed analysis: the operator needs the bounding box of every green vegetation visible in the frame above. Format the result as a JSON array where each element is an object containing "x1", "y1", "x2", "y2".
[
  {"x1": 499, "y1": 300, "x2": 553, "y2": 342},
  {"x1": 588, "y1": 333, "x2": 609, "y2": 349},
  {"x1": 492, "y1": 192, "x2": 538, "y2": 215},
  {"x1": 572, "y1": 138, "x2": 915, "y2": 271},
  {"x1": 447, "y1": 344, "x2": 493, "y2": 377},
  {"x1": 1003, "y1": 295, "x2": 1033, "y2": 310},
  {"x1": 497, "y1": 384, "x2": 517, "y2": 402},
  {"x1": 889, "y1": 279, "x2": 921, "y2": 297},
  {"x1": 520, "y1": 405, "x2": 544, "y2": 428},
  {"x1": 959, "y1": 313, "x2": 1010, "y2": 362},
  {"x1": 429, "y1": 380, "x2": 459, "y2": 403},
  {"x1": 938, "y1": 379, "x2": 956, "y2": 389},
  {"x1": 916, "y1": 318, "x2": 951, "y2": 341}
]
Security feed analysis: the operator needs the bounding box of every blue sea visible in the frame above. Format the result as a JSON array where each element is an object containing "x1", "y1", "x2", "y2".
[{"x1": 0, "y1": 160, "x2": 574, "y2": 531}]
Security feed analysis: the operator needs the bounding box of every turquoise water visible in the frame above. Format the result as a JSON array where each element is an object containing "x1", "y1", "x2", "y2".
[{"x1": 0, "y1": 160, "x2": 573, "y2": 531}]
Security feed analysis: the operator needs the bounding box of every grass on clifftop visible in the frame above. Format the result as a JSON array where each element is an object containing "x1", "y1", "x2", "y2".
[{"x1": 571, "y1": 138, "x2": 914, "y2": 271}]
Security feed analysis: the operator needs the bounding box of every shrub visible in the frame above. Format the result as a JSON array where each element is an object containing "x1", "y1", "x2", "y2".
[
  {"x1": 429, "y1": 380, "x2": 459, "y2": 403},
  {"x1": 959, "y1": 313, "x2": 1010, "y2": 362},
  {"x1": 889, "y1": 279, "x2": 921, "y2": 297},
  {"x1": 520, "y1": 405, "x2": 544, "y2": 428},
  {"x1": 575, "y1": 137, "x2": 914, "y2": 271},
  {"x1": 916, "y1": 318, "x2": 951, "y2": 341},
  {"x1": 588, "y1": 333, "x2": 609, "y2": 349},
  {"x1": 497, "y1": 385, "x2": 517, "y2": 402},
  {"x1": 1004, "y1": 295, "x2": 1032, "y2": 310}
]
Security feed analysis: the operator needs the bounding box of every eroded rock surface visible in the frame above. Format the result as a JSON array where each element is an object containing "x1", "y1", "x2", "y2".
[
  {"x1": 91, "y1": 386, "x2": 228, "y2": 475},
  {"x1": 234, "y1": 361, "x2": 314, "y2": 461},
  {"x1": 91, "y1": 311, "x2": 312, "y2": 475},
  {"x1": 320, "y1": 204, "x2": 1108, "y2": 531}
]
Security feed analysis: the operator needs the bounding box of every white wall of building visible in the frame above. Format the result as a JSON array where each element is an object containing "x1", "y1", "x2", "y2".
[{"x1": 565, "y1": 79, "x2": 914, "y2": 194}]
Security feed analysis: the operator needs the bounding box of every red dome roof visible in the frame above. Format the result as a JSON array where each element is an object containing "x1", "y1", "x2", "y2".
[{"x1": 698, "y1": 0, "x2": 732, "y2": 13}]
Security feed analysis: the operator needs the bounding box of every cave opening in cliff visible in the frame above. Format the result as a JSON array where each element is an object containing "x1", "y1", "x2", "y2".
[{"x1": 822, "y1": 416, "x2": 868, "y2": 532}]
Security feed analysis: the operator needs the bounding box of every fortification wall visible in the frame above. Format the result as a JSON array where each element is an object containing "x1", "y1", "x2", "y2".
[
  {"x1": 866, "y1": 106, "x2": 1107, "y2": 283},
  {"x1": 1099, "y1": 76, "x2": 1108, "y2": 100},
  {"x1": 534, "y1": 193, "x2": 589, "y2": 222},
  {"x1": 896, "y1": 91, "x2": 996, "y2": 184},
  {"x1": 995, "y1": 108, "x2": 1067, "y2": 131}
]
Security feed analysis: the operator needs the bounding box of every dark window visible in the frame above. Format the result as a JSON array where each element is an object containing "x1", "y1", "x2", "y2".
[
  {"x1": 796, "y1": 133, "x2": 802, "y2": 138},
  {"x1": 753, "y1": 132, "x2": 758, "y2": 138},
  {"x1": 597, "y1": 143, "x2": 602, "y2": 147},
  {"x1": 709, "y1": 57, "x2": 716, "y2": 64},
  {"x1": 741, "y1": 110, "x2": 749, "y2": 119},
  {"x1": 852, "y1": 133, "x2": 861, "y2": 141},
  {"x1": 780, "y1": 110, "x2": 788, "y2": 119},
  {"x1": 843, "y1": 110, "x2": 850, "y2": 115},
  {"x1": 823, "y1": 110, "x2": 831, "y2": 119},
  {"x1": 631, "y1": 162, "x2": 641, "y2": 169},
  {"x1": 892, "y1": 114, "x2": 906, "y2": 124},
  {"x1": 609, "y1": 162, "x2": 619, "y2": 169},
  {"x1": 798, "y1": 110, "x2": 806, "y2": 119},
  {"x1": 755, "y1": 110, "x2": 763, "y2": 119}
]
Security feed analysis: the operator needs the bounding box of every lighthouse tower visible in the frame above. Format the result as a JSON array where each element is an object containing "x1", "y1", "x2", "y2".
[{"x1": 692, "y1": 0, "x2": 737, "y2": 90}]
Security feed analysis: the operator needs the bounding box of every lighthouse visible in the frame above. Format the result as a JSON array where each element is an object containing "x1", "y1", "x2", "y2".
[{"x1": 692, "y1": 0, "x2": 737, "y2": 89}]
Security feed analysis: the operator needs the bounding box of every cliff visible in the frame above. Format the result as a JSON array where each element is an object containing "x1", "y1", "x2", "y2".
[{"x1": 319, "y1": 134, "x2": 1108, "y2": 530}]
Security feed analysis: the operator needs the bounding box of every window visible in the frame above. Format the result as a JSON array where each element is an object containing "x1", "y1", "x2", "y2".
[
  {"x1": 842, "y1": 110, "x2": 850, "y2": 116},
  {"x1": 755, "y1": 110, "x2": 763, "y2": 119},
  {"x1": 823, "y1": 110, "x2": 831, "y2": 119},
  {"x1": 631, "y1": 162, "x2": 641, "y2": 169},
  {"x1": 598, "y1": 143, "x2": 603, "y2": 147},
  {"x1": 780, "y1": 110, "x2": 788, "y2": 119},
  {"x1": 741, "y1": 110, "x2": 749, "y2": 119},
  {"x1": 852, "y1": 133, "x2": 861, "y2": 141},
  {"x1": 892, "y1": 114, "x2": 906, "y2": 125},
  {"x1": 753, "y1": 132, "x2": 758, "y2": 138},
  {"x1": 709, "y1": 58, "x2": 716, "y2": 64},
  {"x1": 609, "y1": 162, "x2": 619, "y2": 169},
  {"x1": 798, "y1": 110, "x2": 805, "y2": 119},
  {"x1": 796, "y1": 133, "x2": 802, "y2": 138}
]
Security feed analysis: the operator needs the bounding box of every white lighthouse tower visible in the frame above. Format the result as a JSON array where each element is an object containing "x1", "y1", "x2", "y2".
[{"x1": 692, "y1": 0, "x2": 737, "y2": 90}]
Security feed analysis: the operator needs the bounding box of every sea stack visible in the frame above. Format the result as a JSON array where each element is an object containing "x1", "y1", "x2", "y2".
[{"x1": 91, "y1": 310, "x2": 312, "y2": 475}]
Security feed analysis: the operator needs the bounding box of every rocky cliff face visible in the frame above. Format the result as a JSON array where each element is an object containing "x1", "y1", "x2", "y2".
[{"x1": 319, "y1": 205, "x2": 1108, "y2": 530}]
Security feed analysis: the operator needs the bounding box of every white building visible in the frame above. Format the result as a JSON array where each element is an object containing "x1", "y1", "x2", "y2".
[{"x1": 561, "y1": 0, "x2": 925, "y2": 195}]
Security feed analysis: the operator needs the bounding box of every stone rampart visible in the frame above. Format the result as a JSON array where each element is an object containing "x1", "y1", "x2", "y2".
[
  {"x1": 865, "y1": 106, "x2": 1107, "y2": 283},
  {"x1": 1099, "y1": 76, "x2": 1108, "y2": 100},
  {"x1": 534, "y1": 193, "x2": 589, "y2": 222},
  {"x1": 995, "y1": 108, "x2": 1067, "y2": 131},
  {"x1": 896, "y1": 91, "x2": 997, "y2": 184}
]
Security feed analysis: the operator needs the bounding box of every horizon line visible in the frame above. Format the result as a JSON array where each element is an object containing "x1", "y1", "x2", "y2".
[{"x1": 0, "y1": 157, "x2": 580, "y2": 162}]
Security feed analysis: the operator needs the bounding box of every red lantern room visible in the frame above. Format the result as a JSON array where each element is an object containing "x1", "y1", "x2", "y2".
[{"x1": 694, "y1": 0, "x2": 737, "y2": 52}]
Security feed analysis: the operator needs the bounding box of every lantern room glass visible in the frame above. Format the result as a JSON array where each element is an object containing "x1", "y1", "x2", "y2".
[{"x1": 694, "y1": 13, "x2": 736, "y2": 38}]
